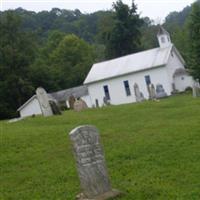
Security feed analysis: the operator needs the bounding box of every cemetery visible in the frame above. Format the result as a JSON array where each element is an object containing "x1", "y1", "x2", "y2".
[
  {"x1": 1, "y1": 1, "x2": 200, "y2": 199},
  {"x1": 1, "y1": 94, "x2": 200, "y2": 199}
]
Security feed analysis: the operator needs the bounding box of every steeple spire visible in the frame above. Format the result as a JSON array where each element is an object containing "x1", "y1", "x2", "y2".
[{"x1": 157, "y1": 26, "x2": 171, "y2": 48}]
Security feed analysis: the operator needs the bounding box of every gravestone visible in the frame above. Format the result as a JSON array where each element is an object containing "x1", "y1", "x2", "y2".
[
  {"x1": 49, "y1": 100, "x2": 62, "y2": 115},
  {"x1": 134, "y1": 83, "x2": 145, "y2": 102},
  {"x1": 69, "y1": 95, "x2": 76, "y2": 109},
  {"x1": 193, "y1": 79, "x2": 200, "y2": 98},
  {"x1": 149, "y1": 84, "x2": 156, "y2": 100},
  {"x1": 95, "y1": 99, "x2": 99, "y2": 108},
  {"x1": 74, "y1": 98, "x2": 88, "y2": 112},
  {"x1": 156, "y1": 84, "x2": 167, "y2": 98},
  {"x1": 36, "y1": 87, "x2": 53, "y2": 116},
  {"x1": 103, "y1": 96, "x2": 110, "y2": 106},
  {"x1": 69, "y1": 125, "x2": 121, "y2": 200}
]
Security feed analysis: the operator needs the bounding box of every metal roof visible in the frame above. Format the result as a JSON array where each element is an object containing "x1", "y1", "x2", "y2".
[
  {"x1": 84, "y1": 45, "x2": 173, "y2": 84},
  {"x1": 17, "y1": 85, "x2": 89, "y2": 111},
  {"x1": 157, "y1": 26, "x2": 170, "y2": 36},
  {"x1": 49, "y1": 85, "x2": 88, "y2": 102}
]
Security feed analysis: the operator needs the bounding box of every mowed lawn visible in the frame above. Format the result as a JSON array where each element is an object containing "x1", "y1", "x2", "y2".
[{"x1": 1, "y1": 94, "x2": 200, "y2": 200}]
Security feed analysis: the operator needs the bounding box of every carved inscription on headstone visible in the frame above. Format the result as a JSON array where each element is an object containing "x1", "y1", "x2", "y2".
[
  {"x1": 69, "y1": 125, "x2": 120, "y2": 200},
  {"x1": 36, "y1": 87, "x2": 53, "y2": 117}
]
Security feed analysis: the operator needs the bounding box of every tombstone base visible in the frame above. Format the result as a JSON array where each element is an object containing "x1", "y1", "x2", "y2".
[{"x1": 76, "y1": 189, "x2": 121, "y2": 200}]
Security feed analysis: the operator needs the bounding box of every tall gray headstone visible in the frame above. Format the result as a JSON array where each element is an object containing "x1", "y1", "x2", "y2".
[
  {"x1": 134, "y1": 83, "x2": 145, "y2": 102},
  {"x1": 36, "y1": 87, "x2": 53, "y2": 117},
  {"x1": 69, "y1": 125, "x2": 121, "y2": 200},
  {"x1": 149, "y1": 84, "x2": 156, "y2": 100}
]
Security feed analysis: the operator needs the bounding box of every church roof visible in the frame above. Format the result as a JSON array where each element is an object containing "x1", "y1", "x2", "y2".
[
  {"x1": 157, "y1": 26, "x2": 170, "y2": 36},
  {"x1": 17, "y1": 85, "x2": 88, "y2": 111},
  {"x1": 49, "y1": 85, "x2": 88, "y2": 102},
  {"x1": 84, "y1": 45, "x2": 173, "y2": 84}
]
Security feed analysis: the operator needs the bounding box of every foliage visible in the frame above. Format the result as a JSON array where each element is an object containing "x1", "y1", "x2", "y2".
[
  {"x1": 1, "y1": 94, "x2": 200, "y2": 199},
  {"x1": 29, "y1": 30, "x2": 66, "y2": 91},
  {"x1": 163, "y1": 0, "x2": 200, "y2": 68},
  {"x1": 0, "y1": 11, "x2": 37, "y2": 119},
  {"x1": 187, "y1": 1, "x2": 200, "y2": 79},
  {"x1": 102, "y1": 0, "x2": 143, "y2": 59},
  {"x1": 49, "y1": 34, "x2": 95, "y2": 88},
  {"x1": 1, "y1": 1, "x2": 200, "y2": 119}
]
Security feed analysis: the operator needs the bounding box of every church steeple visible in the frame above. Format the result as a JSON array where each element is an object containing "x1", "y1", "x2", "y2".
[{"x1": 157, "y1": 26, "x2": 171, "y2": 48}]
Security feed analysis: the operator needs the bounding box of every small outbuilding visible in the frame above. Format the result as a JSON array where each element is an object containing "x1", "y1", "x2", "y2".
[
  {"x1": 17, "y1": 85, "x2": 92, "y2": 118},
  {"x1": 17, "y1": 95, "x2": 42, "y2": 117}
]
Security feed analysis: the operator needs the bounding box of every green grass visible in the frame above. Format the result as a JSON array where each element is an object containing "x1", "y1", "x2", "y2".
[{"x1": 1, "y1": 94, "x2": 200, "y2": 200}]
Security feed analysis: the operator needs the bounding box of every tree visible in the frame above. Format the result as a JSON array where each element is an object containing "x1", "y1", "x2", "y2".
[
  {"x1": 102, "y1": 0, "x2": 143, "y2": 59},
  {"x1": 30, "y1": 30, "x2": 66, "y2": 91},
  {"x1": 187, "y1": 1, "x2": 200, "y2": 79},
  {"x1": 49, "y1": 34, "x2": 95, "y2": 89},
  {"x1": 0, "y1": 11, "x2": 36, "y2": 119}
]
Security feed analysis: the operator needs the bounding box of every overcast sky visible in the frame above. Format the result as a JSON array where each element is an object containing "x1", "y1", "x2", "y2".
[{"x1": 1, "y1": 0, "x2": 196, "y2": 21}]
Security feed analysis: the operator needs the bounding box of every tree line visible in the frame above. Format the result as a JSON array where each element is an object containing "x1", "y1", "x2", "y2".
[{"x1": 0, "y1": 0, "x2": 199, "y2": 119}]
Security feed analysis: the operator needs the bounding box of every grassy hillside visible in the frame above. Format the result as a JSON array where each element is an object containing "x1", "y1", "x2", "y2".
[{"x1": 1, "y1": 94, "x2": 200, "y2": 200}]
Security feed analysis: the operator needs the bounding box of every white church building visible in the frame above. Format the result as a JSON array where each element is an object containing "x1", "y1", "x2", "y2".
[
  {"x1": 84, "y1": 26, "x2": 193, "y2": 107},
  {"x1": 17, "y1": 27, "x2": 194, "y2": 117}
]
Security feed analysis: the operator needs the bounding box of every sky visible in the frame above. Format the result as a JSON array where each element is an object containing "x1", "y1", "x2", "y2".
[{"x1": 0, "y1": 0, "x2": 196, "y2": 21}]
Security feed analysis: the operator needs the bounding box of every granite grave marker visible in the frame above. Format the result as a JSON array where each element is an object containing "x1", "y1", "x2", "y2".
[
  {"x1": 134, "y1": 83, "x2": 145, "y2": 102},
  {"x1": 36, "y1": 87, "x2": 53, "y2": 116},
  {"x1": 69, "y1": 125, "x2": 121, "y2": 200},
  {"x1": 156, "y1": 84, "x2": 167, "y2": 98}
]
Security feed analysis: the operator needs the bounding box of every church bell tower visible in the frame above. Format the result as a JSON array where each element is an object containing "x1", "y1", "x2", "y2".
[{"x1": 157, "y1": 26, "x2": 172, "y2": 48}]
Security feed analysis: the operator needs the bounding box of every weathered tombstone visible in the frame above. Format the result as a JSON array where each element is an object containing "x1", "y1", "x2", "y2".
[
  {"x1": 95, "y1": 99, "x2": 99, "y2": 108},
  {"x1": 49, "y1": 100, "x2": 62, "y2": 115},
  {"x1": 74, "y1": 98, "x2": 88, "y2": 112},
  {"x1": 193, "y1": 79, "x2": 200, "y2": 98},
  {"x1": 156, "y1": 84, "x2": 167, "y2": 98},
  {"x1": 103, "y1": 96, "x2": 110, "y2": 106},
  {"x1": 147, "y1": 84, "x2": 151, "y2": 99},
  {"x1": 36, "y1": 87, "x2": 53, "y2": 116},
  {"x1": 69, "y1": 95, "x2": 76, "y2": 109},
  {"x1": 149, "y1": 84, "x2": 156, "y2": 100},
  {"x1": 69, "y1": 125, "x2": 121, "y2": 200},
  {"x1": 134, "y1": 83, "x2": 145, "y2": 102}
]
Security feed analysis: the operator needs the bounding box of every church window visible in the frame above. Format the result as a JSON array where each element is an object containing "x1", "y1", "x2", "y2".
[
  {"x1": 103, "y1": 85, "x2": 110, "y2": 100},
  {"x1": 161, "y1": 36, "x2": 165, "y2": 43},
  {"x1": 124, "y1": 80, "x2": 131, "y2": 96},
  {"x1": 145, "y1": 75, "x2": 151, "y2": 85}
]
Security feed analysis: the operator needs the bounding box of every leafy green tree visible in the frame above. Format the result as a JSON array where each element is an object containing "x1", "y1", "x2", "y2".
[
  {"x1": 140, "y1": 18, "x2": 159, "y2": 50},
  {"x1": 49, "y1": 34, "x2": 95, "y2": 88},
  {"x1": 187, "y1": 1, "x2": 200, "y2": 79},
  {"x1": 30, "y1": 30, "x2": 66, "y2": 91},
  {"x1": 0, "y1": 11, "x2": 36, "y2": 119},
  {"x1": 102, "y1": 0, "x2": 143, "y2": 59}
]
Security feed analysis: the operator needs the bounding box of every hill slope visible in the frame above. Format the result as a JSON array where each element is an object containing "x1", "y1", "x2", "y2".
[{"x1": 1, "y1": 94, "x2": 200, "y2": 199}]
